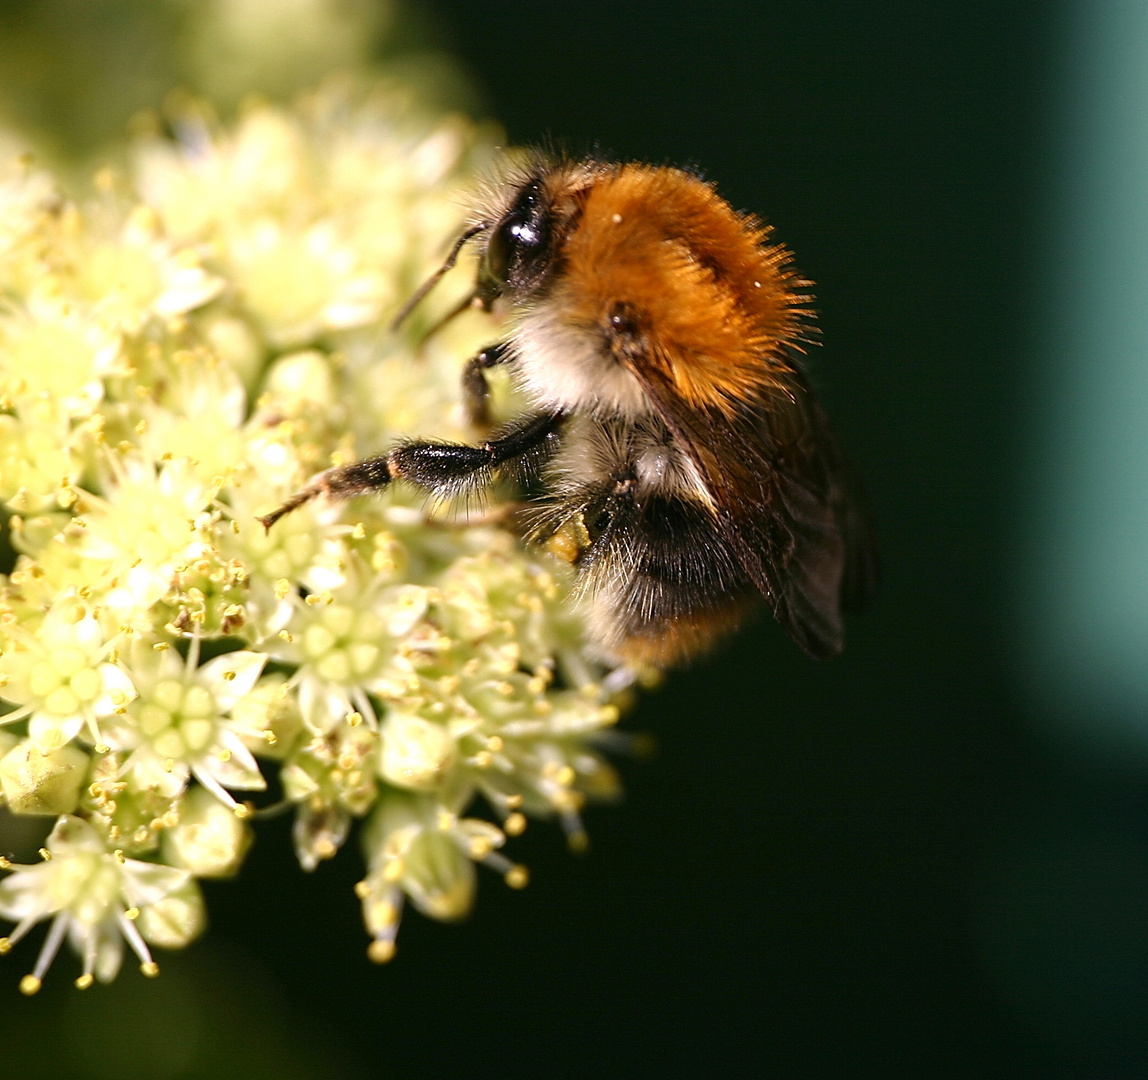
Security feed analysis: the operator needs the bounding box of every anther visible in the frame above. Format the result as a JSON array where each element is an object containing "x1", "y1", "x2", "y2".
[{"x1": 367, "y1": 940, "x2": 396, "y2": 964}]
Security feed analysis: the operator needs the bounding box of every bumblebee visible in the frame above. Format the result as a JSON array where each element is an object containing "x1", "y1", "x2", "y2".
[{"x1": 261, "y1": 157, "x2": 877, "y2": 665}]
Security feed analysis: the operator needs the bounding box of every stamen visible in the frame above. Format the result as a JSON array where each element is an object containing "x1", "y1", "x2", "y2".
[
  {"x1": 31, "y1": 911, "x2": 70, "y2": 983},
  {"x1": 560, "y1": 810, "x2": 589, "y2": 853},
  {"x1": 186, "y1": 630, "x2": 201, "y2": 670},
  {"x1": 78, "y1": 925, "x2": 98, "y2": 988},
  {"x1": 350, "y1": 688, "x2": 378, "y2": 730},
  {"x1": 116, "y1": 908, "x2": 157, "y2": 974},
  {"x1": 477, "y1": 849, "x2": 529, "y2": 889}
]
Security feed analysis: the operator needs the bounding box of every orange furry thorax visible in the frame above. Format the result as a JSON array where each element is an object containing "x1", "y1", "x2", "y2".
[{"x1": 549, "y1": 164, "x2": 811, "y2": 414}]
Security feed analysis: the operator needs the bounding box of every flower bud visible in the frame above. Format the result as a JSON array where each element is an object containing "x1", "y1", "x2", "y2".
[
  {"x1": 162, "y1": 786, "x2": 252, "y2": 877},
  {"x1": 402, "y1": 829, "x2": 475, "y2": 922},
  {"x1": 136, "y1": 879, "x2": 207, "y2": 950},
  {"x1": 379, "y1": 711, "x2": 455, "y2": 791},
  {"x1": 0, "y1": 740, "x2": 89, "y2": 815}
]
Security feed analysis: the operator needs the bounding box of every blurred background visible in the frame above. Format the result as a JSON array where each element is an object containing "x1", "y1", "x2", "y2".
[{"x1": 4, "y1": 0, "x2": 1148, "y2": 1076}]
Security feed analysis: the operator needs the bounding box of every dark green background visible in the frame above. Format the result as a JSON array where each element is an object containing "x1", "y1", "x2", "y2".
[{"x1": 9, "y1": 2, "x2": 1148, "y2": 1077}]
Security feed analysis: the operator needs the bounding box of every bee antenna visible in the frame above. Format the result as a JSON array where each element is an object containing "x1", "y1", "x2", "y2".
[
  {"x1": 413, "y1": 287, "x2": 483, "y2": 346},
  {"x1": 390, "y1": 222, "x2": 489, "y2": 332}
]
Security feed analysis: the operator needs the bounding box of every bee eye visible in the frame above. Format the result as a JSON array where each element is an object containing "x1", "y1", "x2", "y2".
[
  {"x1": 484, "y1": 216, "x2": 527, "y2": 286},
  {"x1": 481, "y1": 180, "x2": 550, "y2": 295}
]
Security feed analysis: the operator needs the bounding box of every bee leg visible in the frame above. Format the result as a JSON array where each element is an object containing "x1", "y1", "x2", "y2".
[
  {"x1": 258, "y1": 411, "x2": 563, "y2": 530},
  {"x1": 461, "y1": 342, "x2": 510, "y2": 428}
]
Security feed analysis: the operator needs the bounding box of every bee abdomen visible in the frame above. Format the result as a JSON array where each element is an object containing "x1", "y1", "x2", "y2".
[{"x1": 579, "y1": 492, "x2": 757, "y2": 666}]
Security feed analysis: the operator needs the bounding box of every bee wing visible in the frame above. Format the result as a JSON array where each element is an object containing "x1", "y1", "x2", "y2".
[{"x1": 629, "y1": 362, "x2": 877, "y2": 659}]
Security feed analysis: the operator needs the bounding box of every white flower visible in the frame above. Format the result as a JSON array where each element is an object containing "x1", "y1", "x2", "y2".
[
  {"x1": 75, "y1": 455, "x2": 218, "y2": 625},
  {"x1": 267, "y1": 552, "x2": 429, "y2": 734},
  {"x1": 356, "y1": 791, "x2": 526, "y2": 964},
  {"x1": 106, "y1": 636, "x2": 268, "y2": 811},
  {"x1": 0, "y1": 596, "x2": 136, "y2": 752},
  {"x1": 0, "y1": 815, "x2": 195, "y2": 993}
]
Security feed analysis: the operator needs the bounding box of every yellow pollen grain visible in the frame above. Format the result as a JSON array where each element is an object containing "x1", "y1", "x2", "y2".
[
  {"x1": 75, "y1": 973, "x2": 94, "y2": 990},
  {"x1": 94, "y1": 743, "x2": 111, "y2": 755},
  {"x1": 124, "y1": 906, "x2": 140, "y2": 920},
  {"x1": 38, "y1": 848, "x2": 51, "y2": 862},
  {"x1": 278, "y1": 630, "x2": 293, "y2": 643},
  {"x1": 141, "y1": 962, "x2": 160, "y2": 978},
  {"x1": 346, "y1": 711, "x2": 362, "y2": 727},
  {"x1": 19, "y1": 975, "x2": 42, "y2": 996},
  {"x1": 153, "y1": 642, "x2": 170, "y2": 651},
  {"x1": 222, "y1": 670, "x2": 236, "y2": 681},
  {"x1": 0, "y1": 936, "x2": 10, "y2": 952},
  {"x1": 114, "y1": 849, "x2": 126, "y2": 864},
  {"x1": 505, "y1": 865, "x2": 529, "y2": 889},
  {"x1": 354, "y1": 880, "x2": 371, "y2": 899}
]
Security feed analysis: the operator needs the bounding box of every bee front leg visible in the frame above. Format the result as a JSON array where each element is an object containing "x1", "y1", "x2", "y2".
[
  {"x1": 461, "y1": 342, "x2": 510, "y2": 428},
  {"x1": 258, "y1": 411, "x2": 563, "y2": 531}
]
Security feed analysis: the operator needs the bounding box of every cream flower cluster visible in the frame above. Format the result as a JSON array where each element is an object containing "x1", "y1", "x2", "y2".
[{"x1": 0, "y1": 81, "x2": 623, "y2": 993}]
